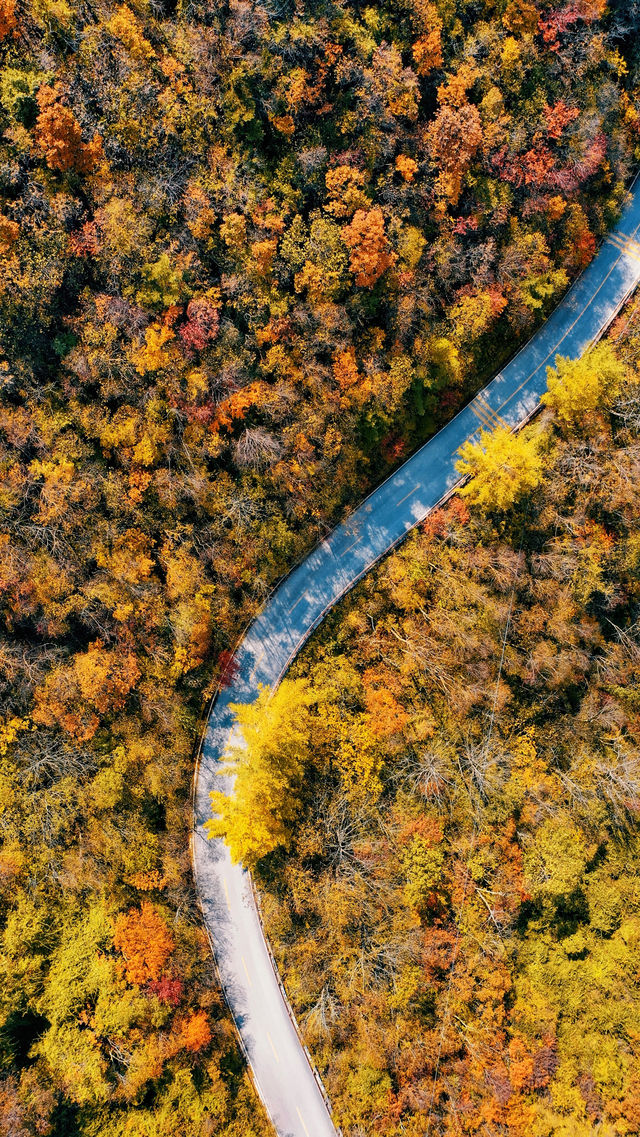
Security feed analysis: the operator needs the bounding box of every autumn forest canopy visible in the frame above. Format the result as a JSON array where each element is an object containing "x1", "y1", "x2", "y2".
[
  {"x1": 1, "y1": 0, "x2": 640, "y2": 1133},
  {"x1": 238, "y1": 330, "x2": 640, "y2": 1135}
]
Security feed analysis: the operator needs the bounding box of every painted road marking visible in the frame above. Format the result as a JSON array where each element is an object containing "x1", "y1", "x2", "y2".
[
  {"x1": 614, "y1": 230, "x2": 640, "y2": 257},
  {"x1": 472, "y1": 396, "x2": 509, "y2": 432},
  {"x1": 396, "y1": 483, "x2": 421, "y2": 508},
  {"x1": 296, "y1": 1107, "x2": 310, "y2": 1137},
  {"x1": 288, "y1": 591, "x2": 308, "y2": 615},
  {"x1": 608, "y1": 233, "x2": 640, "y2": 263},
  {"x1": 471, "y1": 400, "x2": 496, "y2": 431},
  {"x1": 241, "y1": 956, "x2": 252, "y2": 987},
  {"x1": 266, "y1": 1031, "x2": 280, "y2": 1063},
  {"x1": 340, "y1": 533, "x2": 363, "y2": 557},
  {"x1": 249, "y1": 649, "x2": 265, "y2": 681},
  {"x1": 476, "y1": 394, "x2": 510, "y2": 429},
  {"x1": 223, "y1": 879, "x2": 231, "y2": 912}
]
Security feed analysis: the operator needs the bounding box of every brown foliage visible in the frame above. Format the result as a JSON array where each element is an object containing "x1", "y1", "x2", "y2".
[{"x1": 427, "y1": 102, "x2": 483, "y2": 204}]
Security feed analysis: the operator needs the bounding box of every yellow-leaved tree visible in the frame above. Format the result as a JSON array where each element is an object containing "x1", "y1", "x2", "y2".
[
  {"x1": 542, "y1": 342, "x2": 625, "y2": 427},
  {"x1": 456, "y1": 424, "x2": 544, "y2": 511},
  {"x1": 206, "y1": 679, "x2": 315, "y2": 868}
]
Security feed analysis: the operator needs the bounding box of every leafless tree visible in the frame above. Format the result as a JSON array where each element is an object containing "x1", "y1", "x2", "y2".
[{"x1": 234, "y1": 427, "x2": 283, "y2": 470}]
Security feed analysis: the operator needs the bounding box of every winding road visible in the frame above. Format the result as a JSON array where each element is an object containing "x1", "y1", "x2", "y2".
[{"x1": 192, "y1": 180, "x2": 640, "y2": 1137}]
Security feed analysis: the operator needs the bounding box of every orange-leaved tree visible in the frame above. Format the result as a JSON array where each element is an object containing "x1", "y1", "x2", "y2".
[
  {"x1": 0, "y1": 0, "x2": 17, "y2": 39},
  {"x1": 342, "y1": 208, "x2": 396, "y2": 288},
  {"x1": 113, "y1": 902, "x2": 175, "y2": 985},
  {"x1": 35, "y1": 83, "x2": 103, "y2": 175}
]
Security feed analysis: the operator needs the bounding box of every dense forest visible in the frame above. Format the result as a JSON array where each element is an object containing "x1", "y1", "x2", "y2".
[
  {"x1": 235, "y1": 324, "x2": 640, "y2": 1136},
  {"x1": 1, "y1": 0, "x2": 640, "y2": 1132}
]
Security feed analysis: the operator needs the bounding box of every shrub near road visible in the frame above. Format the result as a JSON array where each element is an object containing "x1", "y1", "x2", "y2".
[{"x1": 1, "y1": 0, "x2": 640, "y2": 1132}]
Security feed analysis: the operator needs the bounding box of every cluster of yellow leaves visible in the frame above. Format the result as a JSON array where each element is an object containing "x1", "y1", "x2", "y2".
[
  {"x1": 29, "y1": 455, "x2": 76, "y2": 524},
  {"x1": 542, "y1": 343, "x2": 624, "y2": 427},
  {"x1": 219, "y1": 211, "x2": 247, "y2": 252},
  {"x1": 132, "y1": 322, "x2": 175, "y2": 376},
  {"x1": 125, "y1": 869, "x2": 167, "y2": 891},
  {"x1": 335, "y1": 716, "x2": 383, "y2": 800},
  {"x1": 450, "y1": 287, "x2": 508, "y2": 345},
  {"x1": 107, "y1": 4, "x2": 154, "y2": 62},
  {"x1": 207, "y1": 680, "x2": 315, "y2": 868},
  {"x1": 456, "y1": 424, "x2": 544, "y2": 511},
  {"x1": 0, "y1": 716, "x2": 29, "y2": 756},
  {"x1": 324, "y1": 165, "x2": 369, "y2": 219}
]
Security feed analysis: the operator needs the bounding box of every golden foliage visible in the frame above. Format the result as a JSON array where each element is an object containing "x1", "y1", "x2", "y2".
[{"x1": 456, "y1": 424, "x2": 544, "y2": 511}]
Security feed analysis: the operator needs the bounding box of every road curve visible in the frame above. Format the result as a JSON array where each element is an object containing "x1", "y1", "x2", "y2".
[{"x1": 192, "y1": 180, "x2": 640, "y2": 1137}]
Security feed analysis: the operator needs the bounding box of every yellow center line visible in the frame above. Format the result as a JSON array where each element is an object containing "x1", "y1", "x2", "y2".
[
  {"x1": 223, "y1": 879, "x2": 231, "y2": 912},
  {"x1": 241, "y1": 956, "x2": 252, "y2": 987},
  {"x1": 340, "y1": 533, "x2": 363, "y2": 557},
  {"x1": 476, "y1": 395, "x2": 510, "y2": 429},
  {"x1": 296, "y1": 1107, "x2": 310, "y2": 1137},
  {"x1": 287, "y1": 591, "x2": 307, "y2": 615},
  {"x1": 266, "y1": 1031, "x2": 280, "y2": 1063},
  {"x1": 609, "y1": 235, "x2": 632, "y2": 251},
  {"x1": 472, "y1": 400, "x2": 503, "y2": 432},
  {"x1": 471, "y1": 402, "x2": 497, "y2": 430},
  {"x1": 249, "y1": 649, "x2": 265, "y2": 681},
  {"x1": 616, "y1": 231, "x2": 640, "y2": 253},
  {"x1": 396, "y1": 483, "x2": 421, "y2": 508},
  {"x1": 607, "y1": 234, "x2": 640, "y2": 261}
]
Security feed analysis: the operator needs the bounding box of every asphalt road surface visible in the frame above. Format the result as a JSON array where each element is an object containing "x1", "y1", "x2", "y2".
[{"x1": 192, "y1": 180, "x2": 640, "y2": 1137}]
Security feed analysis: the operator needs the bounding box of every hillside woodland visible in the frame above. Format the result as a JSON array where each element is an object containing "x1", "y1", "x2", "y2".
[
  {"x1": 237, "y1": 327, "x2": 640, "y2": 1137},
  {"x1": 1, "y1": 0, "x2": 640, "y2": 1133}
]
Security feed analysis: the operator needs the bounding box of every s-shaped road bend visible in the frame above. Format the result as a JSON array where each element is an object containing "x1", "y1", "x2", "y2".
[{"x1": 192, "y1": 180, "x2": 640, "y2": 1137}]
